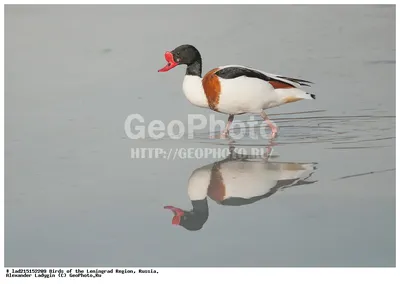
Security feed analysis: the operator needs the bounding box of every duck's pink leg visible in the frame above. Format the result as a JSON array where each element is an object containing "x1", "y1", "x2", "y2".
[
  {"x1": 260, "y1": 111, "x2": 278, "y2": 138},
  {"x1": 221, "y1": 115, "x2": 234, "y2": 138}
]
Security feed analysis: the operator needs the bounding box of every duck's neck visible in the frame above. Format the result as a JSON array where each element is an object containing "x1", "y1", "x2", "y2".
[
  {"x1": 188, "y1": 198, "x2": 209, "y2": 228},
  {"x1": 182, "y1": 57, "x2": 209, "y2": 108},
  {"x1": 186, "y1": 59, "x2": 202, "y2": 77}
]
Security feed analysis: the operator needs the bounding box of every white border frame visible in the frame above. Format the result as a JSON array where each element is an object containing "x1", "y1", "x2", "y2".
[{"x1": 0, "y1": 1, "x2": 398, "y2": 283}]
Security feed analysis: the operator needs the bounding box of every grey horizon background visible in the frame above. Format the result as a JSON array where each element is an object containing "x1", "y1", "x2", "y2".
[{"x1": 5, "y1": 4, "x2": 395, "y2": 267}]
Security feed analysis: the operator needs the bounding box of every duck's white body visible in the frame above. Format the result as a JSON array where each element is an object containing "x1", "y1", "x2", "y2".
[
  {"x1": 182, "y1": 65, "x2": 314, "y2": 115},
  {"x1": 182, "y1": 75, "x2": 209, "y2": 108}
]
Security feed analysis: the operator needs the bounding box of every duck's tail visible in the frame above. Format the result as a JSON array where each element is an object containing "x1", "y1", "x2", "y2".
[
  {"x1": 279, "y1": 91, "x2": 316, "y2": 104},
  {"x1": 307, "y1": 93, "x2": 316, "y2": 100}
]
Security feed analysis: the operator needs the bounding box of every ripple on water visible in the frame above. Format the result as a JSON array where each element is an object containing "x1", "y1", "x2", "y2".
[{"x1": 186, "y1": 110, "x2": 395, "y2": 149}]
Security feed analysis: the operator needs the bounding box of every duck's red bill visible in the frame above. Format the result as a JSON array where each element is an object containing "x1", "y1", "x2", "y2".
[
  {"x1": 158, "y1": 51, "x2": 178, "y2": 72},
  {"x1": 164, "y1": 206, "x2": 184, "y2": 225}
]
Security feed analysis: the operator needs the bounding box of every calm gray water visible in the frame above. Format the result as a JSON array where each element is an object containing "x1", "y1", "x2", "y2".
[{"x1": 5, "y1": 5, "x2": 395, "y2": 267}]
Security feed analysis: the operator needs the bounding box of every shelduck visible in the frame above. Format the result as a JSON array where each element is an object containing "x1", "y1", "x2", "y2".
[
  {"x1": 158, "y1": 44, "x2": 315, "y2": 138},
  {"x1": 164, "y1": 149, "x2": 317, "y2": 231}
]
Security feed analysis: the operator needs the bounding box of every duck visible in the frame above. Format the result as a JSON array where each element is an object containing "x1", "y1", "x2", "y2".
[
  {"x1": 158, "y1": 44, "x2": 315, "y2": 138},
  {"x1": 164, "y1": 147, "x2": 317, "y2": 231}
]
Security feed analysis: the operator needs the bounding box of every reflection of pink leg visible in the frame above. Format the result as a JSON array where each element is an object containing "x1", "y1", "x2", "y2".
[
  {"x1": 260, "y1": 111, "x2": 278, "y2": 138},
  {"x1": 221, "y1": 115, "x2": 234, "y2": 138},
  {"x1": 263, "y1": 144, "x2": 274, "y2": 159}
]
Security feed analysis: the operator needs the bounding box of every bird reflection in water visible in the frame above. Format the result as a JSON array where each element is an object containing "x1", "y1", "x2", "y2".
[{"x1": 164, "y1": 145, "x2": 317, "y2": 231}]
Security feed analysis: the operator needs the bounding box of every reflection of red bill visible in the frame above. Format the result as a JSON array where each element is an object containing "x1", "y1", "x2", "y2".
[
  {"x1": 164, "y1": 206, "x2": 184, "y2": 225},
  {"x1": 158, "y1": 52, "x2": 178, "y2": 72}
]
